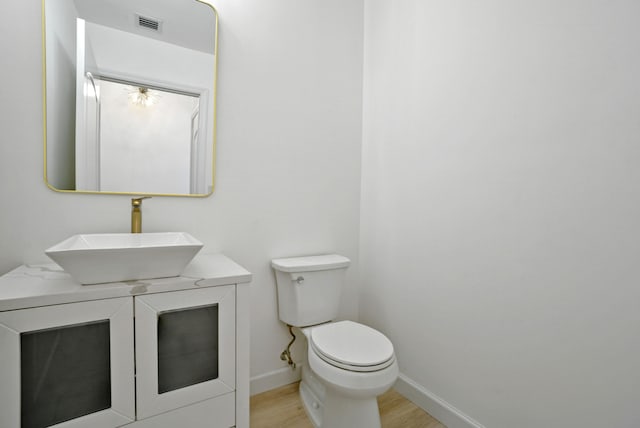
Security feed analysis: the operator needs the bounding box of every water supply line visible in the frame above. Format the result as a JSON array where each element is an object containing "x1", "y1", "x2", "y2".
[{"x1": 280, "y1": 324, "x2": 297, "y2": 369}]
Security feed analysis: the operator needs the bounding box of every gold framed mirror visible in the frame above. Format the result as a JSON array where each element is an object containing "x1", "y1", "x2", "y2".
[{"x1": 43, "y1": 0, "x2": 218, "y2": 196}]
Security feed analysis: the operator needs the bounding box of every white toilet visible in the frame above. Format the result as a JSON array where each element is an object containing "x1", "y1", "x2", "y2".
[{"x1": 272, "y1": 254, "x2": 398, "y2": 428}]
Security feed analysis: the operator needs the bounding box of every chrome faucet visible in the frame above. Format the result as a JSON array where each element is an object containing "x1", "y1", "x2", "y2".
[{"x1": 131, "y1": 197, "x2": 151, "y2": 233}]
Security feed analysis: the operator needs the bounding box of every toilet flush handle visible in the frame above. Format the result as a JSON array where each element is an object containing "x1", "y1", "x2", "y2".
[{"x1": 294, "y1": 276, "x2": 304, "y2": 285}]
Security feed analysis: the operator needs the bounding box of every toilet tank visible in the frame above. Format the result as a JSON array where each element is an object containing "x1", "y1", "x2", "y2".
[{"x1": 272, "y1": 254, "x2": 350, "y2": 327}]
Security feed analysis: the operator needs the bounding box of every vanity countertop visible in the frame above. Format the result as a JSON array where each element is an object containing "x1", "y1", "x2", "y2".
[{"x1": 0, "y1": 253, "x2": 251, "y2": 311}]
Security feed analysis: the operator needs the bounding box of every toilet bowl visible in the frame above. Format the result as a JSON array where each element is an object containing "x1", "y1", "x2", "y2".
[
  {"x1": 302, "y1": 321, "x2": 398, "y2": 428},
  {"x1": 272, "y1": 255, "x2": 399, "y2": 428},
  {"x1": 295, "y1": 322, "x2": 399, "y2": 428}
]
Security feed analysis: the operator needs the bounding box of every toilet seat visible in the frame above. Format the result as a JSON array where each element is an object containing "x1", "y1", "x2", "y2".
[{"x1": 310, "y1": 321, "x2": 395, "y2": 372}]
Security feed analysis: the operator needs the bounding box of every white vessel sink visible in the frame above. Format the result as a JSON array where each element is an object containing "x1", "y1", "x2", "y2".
[{"x1": 45, "y1": 232, "x2": 204, "y2": 285}]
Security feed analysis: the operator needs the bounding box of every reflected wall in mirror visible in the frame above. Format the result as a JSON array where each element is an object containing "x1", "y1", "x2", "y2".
[{"x1": 44, "y1": 0, "x2": 218, "y2": 196}]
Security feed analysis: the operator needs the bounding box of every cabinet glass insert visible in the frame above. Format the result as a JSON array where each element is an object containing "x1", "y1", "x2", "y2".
[
  {"x1": 20, "y1": 320, "x2": 111, "y2": 428},
  {"x1": 157, "y1": 304, "x2": 219, "y2": 393}
]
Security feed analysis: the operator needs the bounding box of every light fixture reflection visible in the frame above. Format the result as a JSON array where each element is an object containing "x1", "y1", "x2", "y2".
[{"x1": 128, "y1": 86, "x2": 159, "y2": 107}]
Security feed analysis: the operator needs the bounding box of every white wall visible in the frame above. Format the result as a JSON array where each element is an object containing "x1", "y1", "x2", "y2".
[
  {"x1": 361, "y1": 1, "x2": 640, "y2": 427},
  {"x1": 86, "y1": 21, "x2": 215, "y2": 92},
  {"x1": 0, "y1": 0, "x2": 363, "y2": 386}
]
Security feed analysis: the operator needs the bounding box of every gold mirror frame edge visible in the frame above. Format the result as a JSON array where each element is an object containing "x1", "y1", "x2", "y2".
[{"x1": 41, "y1": 0, "x2": 219, "y2": 198}]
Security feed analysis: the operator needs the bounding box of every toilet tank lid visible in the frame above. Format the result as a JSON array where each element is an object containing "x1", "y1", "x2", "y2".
[{"x1": 271, "y1": 254, "x2": 350, "y2": 273}]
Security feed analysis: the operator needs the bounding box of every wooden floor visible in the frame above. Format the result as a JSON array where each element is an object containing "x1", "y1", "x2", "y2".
[{"x1": 250, "y1": 382, "x2": 445, "y2": 428}]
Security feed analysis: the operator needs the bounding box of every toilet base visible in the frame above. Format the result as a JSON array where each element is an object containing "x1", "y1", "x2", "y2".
[
  {"x1": 322, "y1": 390, "x2": 381, "y2": 428},
  {"x1": 299, "y1": 365, "x2": 325, "y2": 428},
  {"x1": 300, "y1": 380, "x2": 321, "y2": 428},
  {"x1": 299, "y1": 365, "x2": 383, "y2": 428}
]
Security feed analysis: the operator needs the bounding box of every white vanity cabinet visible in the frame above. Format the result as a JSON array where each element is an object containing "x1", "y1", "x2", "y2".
[
  {"x1": 0, "y1": 297, "x2": 136, "y2": 428},
  {"x1": 0, "y1": 254, "x2": 251, "y2": 428}
]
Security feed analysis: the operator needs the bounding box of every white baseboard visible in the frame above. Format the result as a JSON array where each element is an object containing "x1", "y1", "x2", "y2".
[
  {"x1": 394, "y1": 373, "x2": 485, "y2": 428},
  {"x1": 250, "y1": 366, "x2": 302, "y2": 396}
]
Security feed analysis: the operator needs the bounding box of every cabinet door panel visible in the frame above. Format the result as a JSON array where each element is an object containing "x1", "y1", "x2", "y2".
[
  {"x1": 0, "y1": 298, "x2": 135, "y2": 428},
  {"x1": 21, "y1": 320, "x2": 111, "y2": 428},
  {"x1": 157, "y1": 304, "x2": 219, "y2": 393},
  {"x1": 135, "y1": 286, "x2": 235, "y2": 420}
]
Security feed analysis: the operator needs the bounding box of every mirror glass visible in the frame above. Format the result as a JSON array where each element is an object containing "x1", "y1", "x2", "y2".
[{"x1": 44, "y1": 0, "x2": 218, "y2": 196}]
